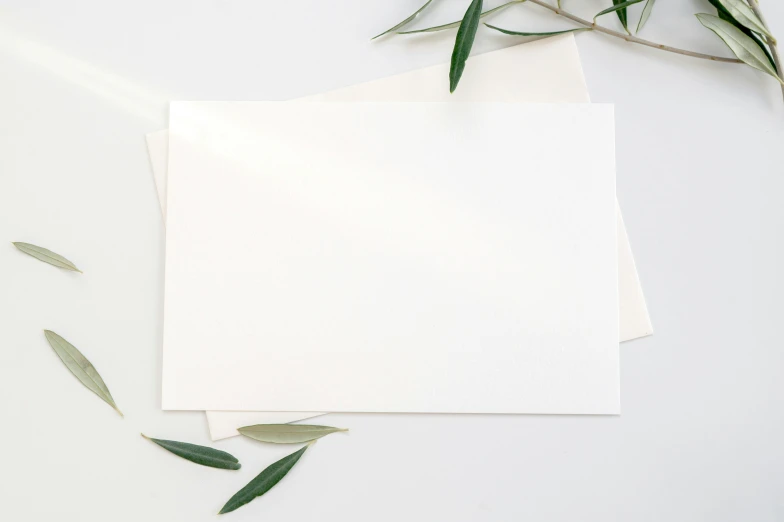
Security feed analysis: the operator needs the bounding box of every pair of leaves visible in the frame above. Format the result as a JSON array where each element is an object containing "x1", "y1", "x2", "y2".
[
  {"x1": 707, "y1": 0, "x2": 777, "y2": 73},
  {"x1": 594, "y1": 0, "x2": 644, "y2": 29},
  {"x1": 143, "y1": 435, "x2": 241, "y2": 470},
  {"x1": 697, "y1": 13, "x2": 782, "y2": 84},
  {"x1": 44, "y1": 330, "x2": 122, "y2": 416},
  {"x1": 594, "y1": 0, "x2": 657, "y2": 34},
  {"x1": 13, "y1": 242, "x2": 81, "y2": 272}
]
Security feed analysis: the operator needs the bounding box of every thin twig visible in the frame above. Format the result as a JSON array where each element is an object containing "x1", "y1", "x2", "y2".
[
  {"x1": 746, "y1": 0, "x2": 784, "y2": 100},
  {"x1": 528, "y1": 0, "x2": 742, "y2": 64}
]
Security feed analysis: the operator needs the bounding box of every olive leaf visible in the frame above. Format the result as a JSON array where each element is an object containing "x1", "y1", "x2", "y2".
[
  {"x1": 43, "y1": 330, "x2": 122, "y2": 417},
  {"x1": 696, "y1": 13, "x2": 783, "y2": 83},
  {"x1": 13, "y1": 242, "x2": 81, "y2": 273},
  {"x1": 238, "y1": 424, "x2": 348, "y2": 444},
  {"x1": 594, "y1": 0, "x2": 644, "y2": 24},
  {"x1": 709, "y1": 0, "x2": 776, "y2": 72},
  {"x1": 714, "y1": 0, "x2": 772, "y2": 38},
  {"x1": 612, "y1": 0, "x2": 630, "y2": 34},
  {"x1": 485, "y1": 24, "x2": 590, "y2": 38},
  {"x1": 399, "y1": 0, "x2": 523, "y2": 35},
  {"x1": 371, "y1": 0, "x2": 436, "y2": 40},
  {"x1": 142, "y1": 434, "x2": 241, "y2": 470},
  {"x1": 449, "y1": 0, "x2": 483, "y2": 93},
  {"x1": 636, "y1": 0, "x2": 657, "y2": 34},
  {"x1": 219, "y1": 445, "x2": 309, "y2": 515}
]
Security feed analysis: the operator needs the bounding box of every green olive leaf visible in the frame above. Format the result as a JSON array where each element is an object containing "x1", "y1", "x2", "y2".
[
  {"x1": 219, "y1": 445, "x2": 309, "y2": 515},
  {"x1": 708, "y1": 0, "x2": 776, "y2": 72},
  {"x1": 142, "y1": 434, "x2": 240, "y2": 470},
  {"x1": 696, "y1": 13, "x2": 783, "y2": 83},
  {"x1": 485, "y1": 24, "x2": 590, "y2": 38},
  {"x1": 612, "y1": 0, "x2": 630, "y2": 33},
  {"x1": 449, "y1": 0, "x2": 483, "y2": 93},
  {"x1": 636, "y1": 0, "x2": 657, "y2": 33},
  {"x1": 371, "y1": 0, "x2": 436, "y2": 40},
  {"x1": 594, "y1": 0, "x2": 644, "y2": 25},
  {"x1": 238, "y1": 424, "x2": 348, "y2": 444},
  {"x1": 13, "y1": 242, "x2": 82, "y2": 273},
  {"x1": 43, "y1": 330, "x2": 122, "y2": 417},
  {"x1": 399, "y1": 0, "x2": 523, "y2": 35},
  {"x1": 714, "y1": 0, "x2": 772, "y2": 38}
]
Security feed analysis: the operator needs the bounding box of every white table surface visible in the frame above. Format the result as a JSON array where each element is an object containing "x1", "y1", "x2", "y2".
[{"x1": 1, "y1": 1, "x2": 783, "y2": 520}]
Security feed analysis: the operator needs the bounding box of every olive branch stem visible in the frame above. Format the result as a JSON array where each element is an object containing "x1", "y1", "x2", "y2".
[{"x1": 528, "y1": 0, "x2": 742, "y2": 64}]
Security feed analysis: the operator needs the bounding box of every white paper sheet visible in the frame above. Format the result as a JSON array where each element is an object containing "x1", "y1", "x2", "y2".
[
  {"x1": 147, "y1": 35, "x2": 651, "y2": 438},
  {"x1": 162, "y1": 101, "x2": 619, "y2": 414}
]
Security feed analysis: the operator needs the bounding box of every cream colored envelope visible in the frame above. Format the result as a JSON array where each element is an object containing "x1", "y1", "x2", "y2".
[{"x1": 146, "y1": 34, "x2": 651, "y2": 439}]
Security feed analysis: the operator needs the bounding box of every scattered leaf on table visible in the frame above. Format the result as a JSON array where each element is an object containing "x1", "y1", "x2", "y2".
[
  {"x1": 636, "y1": 0, "x2": 657, "y2": 33},
  {"x1": 399, "y1": 0, "x2": 523, "y2": 35},
  {"x1": 371, "y1": 0, "x2": 436, "y2": 39},
  {"x1": 696, "y1": 13, "x2": 783, "y2": 83},
  {"x1": 43, "y1": 330, "x2": 122, "y2": 416},
  {"x1": 219, "y1": 445, "x2": 309, "y2": 515},
  {"x1": 594, "y1": 0, "x2": 644, "y2": 24},
  {"x1": 238, "y1": 424, "x2": 348, "y2": 444},
  {"x1": 485, "y1": 24, "x2": 589, "y2": 38},
  {"x1": 715, "y1": 0, "x2": 772, "y2": 38},
  {"x1": 449, "y1": 0, "x2": 483, "y2": 93},
  {"x1": 142, "y1": 434, "x2": 240, "y2": 470},
  {"x1": 13, "y1": 242, "x2": 81, "y2": 273}
]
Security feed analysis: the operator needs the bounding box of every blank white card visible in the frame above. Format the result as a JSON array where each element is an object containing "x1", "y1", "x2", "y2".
[{"x1": 163, "y1": 102, "x2": 619, "y2": 414}]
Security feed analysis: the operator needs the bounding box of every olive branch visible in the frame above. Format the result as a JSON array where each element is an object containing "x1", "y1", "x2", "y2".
[{"x1": 374, "y1": 0, "x2": 783, "y2": 98}]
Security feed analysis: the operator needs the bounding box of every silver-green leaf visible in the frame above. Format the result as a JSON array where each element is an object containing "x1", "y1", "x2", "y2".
[
  {"x1": 238, "y1": 424, "x2": 348, "y2": 444},
  {"x1": 372, "y1": 0, "x2": 436, "y2": 40},
  {"x1": 715, "y1": 0, "x2": 772, "y2": 38},
  {"x1": 594, "y1": 0, "x2": 644, "y2": 24},
  {"x1": 13, "y1": 242, "x2": 82, "y2": 273},
  {"x1": 696, "y1": 13, "x2": 783, "y2": 83},
  {"x1": 43, "y1": 330, "x2": 122, "y2": 417},
  {"x1": 450, "y1": 0, "x2": 484, "y2": 93},
  {"x1": 142, "y1": 434, "x2": 241, "y2": 470},
  {"x1": 219, "y1": 445, "x2": 309, "y2": 515},
  {"x1": 399, "y1": 0, "x2": 523, "y2": 35},
  {"x1": 485, "y1": 24, "x2": 590, "y2": 38},
  {"x1": 636, "y1": 0, "x2": 657, "y2": 33}
]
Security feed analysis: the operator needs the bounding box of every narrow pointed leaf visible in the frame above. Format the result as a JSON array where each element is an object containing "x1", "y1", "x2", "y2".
[
  {"x1": 594, "y1": 0, "x2": 644, "y2": 24},
  {"x1": 612, "y1": 0, "x2": 630, "y2": 33},
  {"x1": 709, "y1": 0, "x2": 776, "y2": 72},
  {"x1": 485, "y1": 24, "x2": 589, "y2": 38},
  {"x1": 636, "y1": 0, "x2": 657, "y2": 33},
  {"x1": 372, "y1": 0, "x2": 435, "y2": 39},
  {"x1": 219, "y1": 445, "x2": 309, "y2": 514},
  {"x1": 399, "y1": 0, "x2": 522, "y2": 35},
  {"x1": 142, "y1": 434, "x2": 240, "y2": 470},
  {"x1": 13, "y1": 242, "x2": 81, "y2": 272},
  {"x1": 715, "y1": 0, "x2": 772, "y2": 38},
  {"x1": 43, "y1": 330, "x2": 122, "y2": 416},
  {"x1": 238, "y1": 424, "x2": 348, "y2": 444},
  {"x1": 449, "y1": 0, "x2": 483, "y2": 93},
  {"x1": 696, "y1": 13, "x2": 783, "y2": 83}
]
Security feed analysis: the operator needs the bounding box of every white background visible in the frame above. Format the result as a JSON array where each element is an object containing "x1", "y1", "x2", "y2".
[{"x1": 0, "y1": 1, "x2": 782, "y2": 521}]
